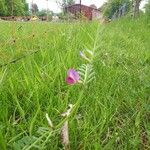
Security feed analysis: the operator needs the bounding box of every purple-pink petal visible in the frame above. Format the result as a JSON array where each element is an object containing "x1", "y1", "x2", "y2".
[
  {"x1": 66, "y1": 69, "x2": 80, "y2": 85},
  {"x1": 66, "y1": 77, "x2": 75, "y2": 85},
  {"x1": 68, "y1": 69, "x2": 80, "y2": 81}
]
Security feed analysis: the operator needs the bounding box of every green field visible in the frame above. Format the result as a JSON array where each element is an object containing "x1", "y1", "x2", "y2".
[{"x1": 0, "y1": 16, "x2": 150, "y2": 149}]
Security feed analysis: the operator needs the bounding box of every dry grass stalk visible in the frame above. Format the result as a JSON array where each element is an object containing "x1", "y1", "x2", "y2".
[
  {"x1": 61, "y1": 104, "x2": 73, "y2": 150},
  {"x1": 45, "y1": 113, "x2": 53, "y2": 128}
]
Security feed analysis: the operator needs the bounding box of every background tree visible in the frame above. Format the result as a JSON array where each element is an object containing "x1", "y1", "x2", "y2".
[
  {"x1": 37, "y1": 9, "x2": 53, "y2": 21},
  {"x1": 31, "y1": 3, "x2": 39, "y2": 15},
  {"x1": 37, "y1": 9, "x2": 53, "y2": 17},
  {"x1": 0, "y1": 0, "x2": 7, "y2": 16},
  {"x1": 132, "y1": 0, "x2": 142, "y2": 17},
  {"x1": 90, "y1": 4, "x2": 97, "y2": 9},
  {"x1": 22, "y1": 0, "x2": 29, "y2": 16},
  {"x1": 145, "y1": 0, "x2": 150, "y2": 15},
  {"x1": 67, "y1": 0, "x2": 75, "y2": 5},
  {"x1": 0, "y1": 0, "x2": 29, "y2": 16},
  {"x1": 56, "y1": 0, "x2": 75, "y2": 13},
  {"x1": 5, "y1": 0, "x2": 27, "y2": 16},
  {"x1": 103, "y1": 0, "x2": 131, "y2": 18}
]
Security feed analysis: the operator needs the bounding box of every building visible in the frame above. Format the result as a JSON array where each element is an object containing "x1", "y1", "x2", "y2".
[{"x1": 65, "y1": 4, "x2": 102, "y2": 20}]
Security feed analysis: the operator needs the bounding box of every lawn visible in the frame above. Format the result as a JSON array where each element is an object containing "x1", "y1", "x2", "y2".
[{"x1": 0, "y1": 16, "x2": 150, "y2": 149}]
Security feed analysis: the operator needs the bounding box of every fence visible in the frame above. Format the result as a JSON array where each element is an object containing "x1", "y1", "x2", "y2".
[{"x1": 0, "y1": 16, "x2": 48, "y2": 21}]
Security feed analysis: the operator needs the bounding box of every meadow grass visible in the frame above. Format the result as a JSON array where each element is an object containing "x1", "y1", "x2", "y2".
[{"x1": 0, "y1": 16, "x2": 150, "y2": 149}]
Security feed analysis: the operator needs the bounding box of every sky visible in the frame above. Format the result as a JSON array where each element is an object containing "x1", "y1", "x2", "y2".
[{"x1": 26, "y1": 0, "x2": 148, "y2": 13}]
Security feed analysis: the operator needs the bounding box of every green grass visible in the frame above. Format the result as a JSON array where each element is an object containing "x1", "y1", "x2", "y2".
[{"x1": 0, "y1": 16, "x2": 150, "y2": 149}]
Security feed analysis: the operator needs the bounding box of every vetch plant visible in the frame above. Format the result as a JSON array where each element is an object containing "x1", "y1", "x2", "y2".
[
  {"x1": 66, "y1": 49, "x2": 95, "y2": 86},
  {"x1": 61, "y1": 48, "x2": 96, "y2": 149},
  {"x1": 78, "y1": 64, "x2": 95, "y2": 85},
  {"x1": 79, "y1": 49, "x2": 96, "y2": 85}
]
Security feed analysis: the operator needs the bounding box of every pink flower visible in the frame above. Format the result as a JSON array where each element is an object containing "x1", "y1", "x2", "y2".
[{"x1": 66, "y1": 69, "x2": 80, "y2": 85}]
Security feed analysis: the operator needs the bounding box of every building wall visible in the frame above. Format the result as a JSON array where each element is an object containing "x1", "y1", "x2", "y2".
[
  {"x1": 66, "y1": 4, "x2": 96, "y2": 20},
  {"x1": 92, "y1": 10, "x2": 102, "y2": 20},
  {"x1": 81, "y1": 5, "x2": 93, "y2": 20}
]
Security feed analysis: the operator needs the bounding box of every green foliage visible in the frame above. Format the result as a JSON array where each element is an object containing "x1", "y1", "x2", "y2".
[
  {"x1": 57, "y1": 0, "x2": 75, "y2": 12},
  {"x1": 145, "y1": 0, "x2": 150, "y2": 15},
  {"x1": 0, "y1": 0, "x2": 28, "y2": 16},
  {"x1": 0, "y1": 0, "x2": 7, "y2": 16},
  {"x1": 103, "y1": 0, "x2": 131, "y2": 18},
  {"x1": 24, "y1": 1, "x2": 29, "y2": 16},
  {"x1": 62, "y1": 0, "x2": 75, "y2": 6},
  {"x1": 0, "y1": 130, "x2": 6, "y2": 150},
  {"x1": 58, "y1": 12, "x2": 75, "y2": 20},
  {"x1": 78, "y1": 64, "x2": 95, "y2": 85},
  {"x1": 36, "y1": 9, "x2": 53, "y2": 21},
  {"x1": 67, "y1": 0, "x2": 75, "y2": 5},
  {"x1": 13, "y1": 136, "x2": 37, "y2": 150},
  {"x1": 13, "y1": 128, "x2": 54, "y2": 150},
  {"x1": 37, "y1": 9, "x2": 51, "y2": 17}
]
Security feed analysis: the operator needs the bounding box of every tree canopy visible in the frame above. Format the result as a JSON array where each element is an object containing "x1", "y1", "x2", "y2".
[
  {"x1": 31, "y1": 3, "x2": 39, "y2": 15},
  {"x1": 103, "y1": 0, "x2": 131, "y2": 18},
  {"x1": 145, "y1": 0, "x2": 150, "y2": 15},
  {"x1": 56, "y1": 0, "x2": 75, "y2": 11},
  {"x1": 0, "y1": 0, "x2": 29, "y2": 16}
]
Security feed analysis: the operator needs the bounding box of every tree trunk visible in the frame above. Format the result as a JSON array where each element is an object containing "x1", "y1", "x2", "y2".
[
  {"x1": 80, "y1": 0, "x2": 81, "y2": 14},
  {"x1": 11, "y1": 0, "x2": 14, "y2": 17},
  {"x1": 133, "y1": 0, "x2": 142, "y2": 17}
]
